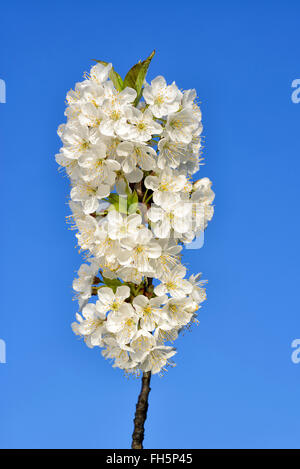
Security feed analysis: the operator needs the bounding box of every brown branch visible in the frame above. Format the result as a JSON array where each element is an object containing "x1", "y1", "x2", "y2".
[{"x1": 131, "y1": 371, "x2": 151, "y2": 449}]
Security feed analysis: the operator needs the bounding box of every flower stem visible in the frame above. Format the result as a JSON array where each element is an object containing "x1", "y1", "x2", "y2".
[{"x1": 131, "y1": 371, "x2": 152, "y2": 449}]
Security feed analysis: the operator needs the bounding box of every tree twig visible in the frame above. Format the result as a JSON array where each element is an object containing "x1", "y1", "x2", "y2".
[{"x1": 131, "y1": 371, "x2": 152, "y2": 449}]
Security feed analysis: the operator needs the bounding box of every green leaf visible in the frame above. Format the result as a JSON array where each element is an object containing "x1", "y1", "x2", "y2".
[
  {"x1": 107, "y1": 192, "x2": 139, "y2": 215},
  {"x1": 102, "y1": 276, "x2": 123, "y2": 292},
  {"x1": 107, "y1": 193, "x2": 126, "y2": 213},
  {"x1": 107, "y1": 193, "x2": 119, "y2": 205},
  {"x1": 92, "y1": 60, "x2": 123, "y2": 91},
  {"x1": 128, "y1": 190, "x2": 138, "y2": 205},
  {"x1": 92, "y1": 51, "x2": 155, "y2": 96},
  {"x1": 128, "y1": 203, "x2": 138, "y2": 215},
  {"x1": 135, "y1": 50, "x2": 155, "y2": 97},
  {"x1": 118, "y1": 196, "x2": 128, "y2": 214},
  {"x1": 134, "y1": 88, "x2": 144, "y2": 108},
  {"x1": 127, "y1": 191, "x2": 139, "y2": 214},
  {"x1": 109, "y1": 69, "x2": 124, "y2": 92},
  {"x1": 123, "y1": 62, "x2": 143, "y2": 90},
  {"x1": 123, "y1": 50, "x2": 155, "y2": 98}
]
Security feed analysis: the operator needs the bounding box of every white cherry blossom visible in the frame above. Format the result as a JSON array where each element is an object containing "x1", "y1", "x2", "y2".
[
  {"x1": 97, "y1": 285, "x2": 131, "y2": 314},
  {"x1": 72, "y1": 302, "x2": 107, "y2": 348},
  {"x1": 164, "y1": 109, "x2": 198, "y2": 144},
  {"x1": 107, "y1": 211, "x2": 142, "y2": 241},
  {"x1": 140, "y1": 345, "x2": 177, "y2": 374},
  {"x1": 117, "y1": 141, "x2": 157, "y2": 172},
  {"x1": 143, "y1": 76, "x2": 182, "y2": 118},
  {"x1": 99, "y1": 87, "x2": 137, "y2": 137},
  {"x1": 133, "y1": 294, "x2": 167, "y2": 331},
  {"x1": 119, "y1": 228, "x2": 162, "y2": 273},
  {"x1": 106, "y1": 305, "x2": 138, "y2": 344},
  {"x1": 70, "y1": 180, "x2": 110, "y2": 214},
  {"x1": 145, "y1": 169, "x2": 187, "y2": 209},
  {"x1": 129, "y1": 330, "x2": 156, "y2": 362},
  {"x1": 161, "y1": 298, "x2": 195, "y2": 327},
  {"x1": 157, "y1": 138, "x2": 188, "y2": 170},
  {"x1": 90, "y1": 62, "x2": 112, "y2": 84},
  {"x1": 56, "y1": 58, "x2": 214, "y2": 375},
  {"x1": 189, "y1": 273, "x2": 207, "y2": 304},
  {"x1": 154, "y1": 265, "x2": 193, "y2": 299}
]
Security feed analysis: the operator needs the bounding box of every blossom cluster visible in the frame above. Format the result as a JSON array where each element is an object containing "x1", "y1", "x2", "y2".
[{"x1": 56, "y1": 58, "x2": 214, "y2": 375}]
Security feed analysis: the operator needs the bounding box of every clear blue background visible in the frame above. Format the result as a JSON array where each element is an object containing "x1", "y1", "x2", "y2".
[{"x1": 1, "y1": 0, "x2": 300, "y2": 449}]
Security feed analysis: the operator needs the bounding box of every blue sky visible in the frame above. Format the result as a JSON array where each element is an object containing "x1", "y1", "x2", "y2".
[{"x1": 1, "y1": 0, "x2": 300, "y2": 449}]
